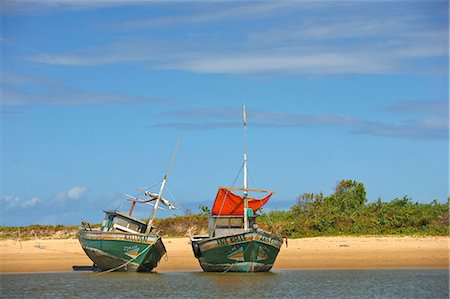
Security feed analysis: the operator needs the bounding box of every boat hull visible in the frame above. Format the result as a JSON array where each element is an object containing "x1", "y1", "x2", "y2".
[
  {"x1": 77, "y1": 229, "x2": 166, "y2": 272},
  {"x1": 191, "y1": 229, "x2": 282, "y2": 272}
]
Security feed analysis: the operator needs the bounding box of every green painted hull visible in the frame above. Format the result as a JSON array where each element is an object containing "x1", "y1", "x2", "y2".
[
  {"x1": 191, "y1": 229, "x2": 282, "y2": 272},
  {"x1": 77, "y1": 229, "x2": 166, "y2": 272}
]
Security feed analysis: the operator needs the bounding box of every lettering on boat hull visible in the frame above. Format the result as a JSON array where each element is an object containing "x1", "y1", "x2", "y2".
[{"x1": 78, "y1": 229, "x2": 166, "y2": 272}]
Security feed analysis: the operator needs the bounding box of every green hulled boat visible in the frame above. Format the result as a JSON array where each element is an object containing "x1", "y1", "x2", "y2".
[
  {"x1": 78, "y1": 210, "x2": 167, "y2": 272},
  {"x1": 78, "y1": 147, "x2": 178, "y2": 272},
  {"x1": 191, "y1": 106, "x2": 283, "y2": 272}
]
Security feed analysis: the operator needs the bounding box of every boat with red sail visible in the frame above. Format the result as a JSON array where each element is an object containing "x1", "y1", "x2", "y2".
[{"x1": 190, "y1": 107, "x2": 282, "y2": 272}]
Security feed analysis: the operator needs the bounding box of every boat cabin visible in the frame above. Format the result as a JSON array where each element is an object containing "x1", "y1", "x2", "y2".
[
  {"x1": 208, "y1": 214, "x2": 256, "y2": 237},
  {"x1": 101, "y1": 210, "x2": 148, "y2": 234}
]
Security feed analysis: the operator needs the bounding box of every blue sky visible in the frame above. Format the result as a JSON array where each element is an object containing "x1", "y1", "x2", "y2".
[{"x1": 1, "y1": 1, "x2": 448, "y2": 226}]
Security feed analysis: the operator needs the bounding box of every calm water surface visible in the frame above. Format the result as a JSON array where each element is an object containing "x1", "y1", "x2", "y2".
[{"x1": 1, "y1": 270, "x2": 448, "y2": 298}]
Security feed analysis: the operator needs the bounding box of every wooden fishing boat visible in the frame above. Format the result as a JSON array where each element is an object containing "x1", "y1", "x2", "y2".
[
  {"x1": 77, "y1": 147, "x2": 178, "y2": 272},
  {"x1": 191, "y1": 107, "x2": 283, "y2": 272}
]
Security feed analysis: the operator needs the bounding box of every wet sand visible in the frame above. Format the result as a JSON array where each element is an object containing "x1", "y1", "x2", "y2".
[{"x1": 0, "y1": 236, "x2": 448, "y2": 273}]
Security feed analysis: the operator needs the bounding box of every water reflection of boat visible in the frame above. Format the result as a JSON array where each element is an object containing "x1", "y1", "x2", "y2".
[
  {"x1": 191, "y1": 107, "x2": 282, "y2": 272},
  {"x1": 77, "y1": 147, "x2": 178, "y2": 272}
]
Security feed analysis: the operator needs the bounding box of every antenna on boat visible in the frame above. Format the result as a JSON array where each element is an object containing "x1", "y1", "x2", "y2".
[
  {"x1": 146, "y1": 140, "x2": 179, "y2": 233},
  {"x1": 243, "y1": 105, "x2": 249, "y2": 231}
]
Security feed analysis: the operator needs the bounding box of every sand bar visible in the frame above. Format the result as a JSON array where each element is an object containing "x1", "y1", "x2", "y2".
[{"x1": 0, "y1": 236, "x2": 448, "y2": 273}]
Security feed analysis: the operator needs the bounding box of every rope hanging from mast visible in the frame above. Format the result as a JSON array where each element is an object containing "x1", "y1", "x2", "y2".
[{"x1": 146, "y1": 140, "x2": 179, "y2": 233}]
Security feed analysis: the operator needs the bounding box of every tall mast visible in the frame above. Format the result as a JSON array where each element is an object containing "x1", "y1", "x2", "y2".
[
  {"x1": 146, "y1": 142, "x2": 179, "y2": 234},
  {"x1": 243, "y1": 105, "x2": 249, "y2": 231}
]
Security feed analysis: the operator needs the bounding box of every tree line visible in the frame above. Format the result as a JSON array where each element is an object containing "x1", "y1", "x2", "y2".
[
  {"x1": 1, "y1": 179, "x2": 448, "y2": 239},
  {"x1": 258, "y1": 179, "x2": 449, "y2": 237}
]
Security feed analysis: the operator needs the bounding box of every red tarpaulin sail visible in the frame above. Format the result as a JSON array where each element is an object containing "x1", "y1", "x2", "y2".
[{"x1": 211, "y1": 188, "x2": 273, "y2": 216}]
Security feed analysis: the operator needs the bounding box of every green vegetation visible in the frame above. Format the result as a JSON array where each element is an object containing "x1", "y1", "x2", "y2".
[
  {"x1": 258, "y1": 180, "x2": 449, "y2": 238},
  {"x1": 1, "y1": 180, "x2": 448, "y2": 240},
  {"x1": 154, "y1": 215, "x2": 208, "y2": 237},
  {"x1": 0, "y1": 225, "x2": 82, "y2": 240}
]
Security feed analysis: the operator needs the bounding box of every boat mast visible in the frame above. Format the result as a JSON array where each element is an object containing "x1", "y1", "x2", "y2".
[
  {"x1": 146, "y1": 142, "x2": 179, "y2": 234},
  {"x1": 243, "y1": 105, "x2": 249, "y2": 231}
]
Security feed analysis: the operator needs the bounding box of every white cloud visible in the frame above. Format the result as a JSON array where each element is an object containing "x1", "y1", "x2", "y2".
[
  {"x1": 124, "y1": 2, "x2": 298, "y2": 28},
  {"x1": 24, "y1": 197, "x2": 41, "y2": 208},
  {"x1": 18, "y1": 2, "x2": 447, "y2": 75},
  {"x1": 1, "y1": 195, "x2": 41, "y2": 209},
  {"x1": 159, "y1": 52, "x2": 397, "y2": 75},
  {"x1": 52, "y1": 186, "x2": 88, "y2": 203},
  {"x1": 153, "y1": 103, "x2": 448, "y2": 141},
  {"x1": 1, "y1": 0, "x2": 143, "y2": 16},
  {"x1": 23, "y1": 42, "x2": 402, "y2": 75},
  {"x1": 1, "y1": 72, "x2": 172, "y2": 107},
  {"x1": 67, "y1": 186, "x2": 88, "y2": 200}
]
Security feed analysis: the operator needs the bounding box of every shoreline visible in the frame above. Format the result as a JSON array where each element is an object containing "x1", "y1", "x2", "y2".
[{"x1": 0, "y1": 236, "x2": 448, "y2": 273}]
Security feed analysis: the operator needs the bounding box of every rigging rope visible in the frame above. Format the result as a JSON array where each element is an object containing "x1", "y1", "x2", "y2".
[
  {"x1": 212, "y1": 162, "x2": 244, "y2": 232},
  {"x1": 244, "y1": 165, "x2": 282, "y2": 237},
  {"x1": 34, "y1": 244, "x2": 87, "y2": 256},
  {"x1": 113, "y1": 180, "x2": 162, "y2": 212},
  {"x1": 211, "y1": 161, "x2": 281, "y2": 236},
  {"x1": 165, "y1": 186, "x2": 180, "y2": 209},
  {"x1": 94, "y1": 242, "x2": 153, "y2": 275}
]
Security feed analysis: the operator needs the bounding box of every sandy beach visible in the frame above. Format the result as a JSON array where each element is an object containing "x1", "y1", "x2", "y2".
[{"x1": 0, "y1": 236, "x2": 448, "y2": 273}]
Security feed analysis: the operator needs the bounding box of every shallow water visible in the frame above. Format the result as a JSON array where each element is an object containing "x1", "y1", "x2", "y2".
[{"x1": 1, "y1": 270, "x2": 448, "y2": 298}]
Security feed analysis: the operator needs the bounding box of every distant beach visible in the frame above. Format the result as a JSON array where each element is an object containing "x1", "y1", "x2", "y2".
[{"x1": 0, "y1": 236, "x2": 448, "y2": 273}]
